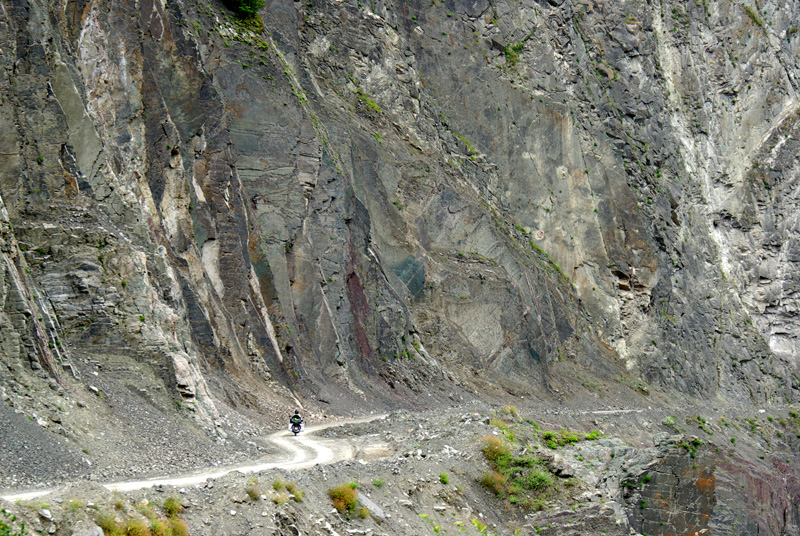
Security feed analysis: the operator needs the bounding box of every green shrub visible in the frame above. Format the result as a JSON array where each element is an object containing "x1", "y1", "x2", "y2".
[
  {"x1": 585, "y1": 430, "x2": 602, "y2": 440},
  {"x1": 372, "y1": 479, "x2": 385, "y2": 488},
  {"x1": 504, "y1": 41, "x2": 524, "y2": 66},
  {"x1": 479, "y1": 471, "x2": 507, "y2": 496},
  {"x1": 542, "y1": 429, "x2": 581, "y2": 448},
  {"x1": 559, "y1": 430, "x2": 580, "y2": 445},
  {"x1": 523, "y1": 469, "x2": 553, "y2": 492},
  {"x1": 162, "y1": 497, "x2": 182, "y2": 518},
  {"x1": 226, "y1": 0, "x2": 264, "y2": 17},
  {"x1": 439, "y1": 473, "x2": 450, "y2": 485},
  {"x1": 358, "y1": 507, "x2": 370, "y2": 519},
  {"x1": 529, "y1": 498, "x2": 546, "y2": 511},
  {"x1": 272, "y1": 480, "x2": 284, "y2": 491},
  {"x1": 329, "y1": 484, "x2": 358, "y2": 513}
]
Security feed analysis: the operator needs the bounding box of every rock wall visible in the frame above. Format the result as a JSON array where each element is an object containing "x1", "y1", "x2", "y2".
[{"x1": 0, "y1": 0, "x2": 799, "y2": 434}]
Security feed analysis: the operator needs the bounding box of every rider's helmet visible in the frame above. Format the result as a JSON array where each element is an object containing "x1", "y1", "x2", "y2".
[{"x1": 294, "y1": 410, "x2": 300, "y2": 415}]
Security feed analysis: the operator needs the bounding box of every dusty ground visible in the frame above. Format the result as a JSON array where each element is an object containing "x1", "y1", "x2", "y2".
[{"x1": 2, "y1": 399, "x2": 798, "y2": 536}]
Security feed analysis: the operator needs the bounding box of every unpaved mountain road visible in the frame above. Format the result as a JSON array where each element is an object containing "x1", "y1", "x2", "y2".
[
  {"x1": 0, "y1": 415, "x2": 387, "y2": 503},
  {"x1": 1, "y1": 403, "x2": 780, "y2": 504}
]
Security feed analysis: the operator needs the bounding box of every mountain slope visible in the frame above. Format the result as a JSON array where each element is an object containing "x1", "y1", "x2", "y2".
[{"x1": 0, "y1": 0, "x2": 798, "y2": 491}]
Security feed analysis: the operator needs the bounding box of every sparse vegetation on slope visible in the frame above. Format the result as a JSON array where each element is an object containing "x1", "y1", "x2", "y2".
[
  {"x1": 225, "y1": 0, "x2": 264, "y2": 17},
  {"x1": 0, "y1": 510, "x2": 26, "y2": 536},
  {"x1": 328, "y1": 483, "x2": 358, "y2": 514}
]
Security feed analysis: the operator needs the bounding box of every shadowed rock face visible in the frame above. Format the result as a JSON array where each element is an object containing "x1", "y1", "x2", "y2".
[
  {"x1": 625, "y1": 448, "x2": 716, "y2": 536},
  {"x1": 609, "y1": 431, "x2": 800, "y2": 536}
]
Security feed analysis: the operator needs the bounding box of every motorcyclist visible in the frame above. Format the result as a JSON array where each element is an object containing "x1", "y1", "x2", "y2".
[{"x1": 289, "y1": 410, "x2": 303, "y2": 428}]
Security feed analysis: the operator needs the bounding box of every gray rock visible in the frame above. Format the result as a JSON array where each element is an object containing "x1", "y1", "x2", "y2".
[
  {"x1": 549, "y1": 454, "x2": 575, "y2": 477},
  {"x1": 357, "y1": 492, "x2": 386, "y2": 521}
]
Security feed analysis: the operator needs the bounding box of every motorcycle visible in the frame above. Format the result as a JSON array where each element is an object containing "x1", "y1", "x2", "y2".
[{"x1": 289, "y1": 421, "x2": 303, "y2": 435}]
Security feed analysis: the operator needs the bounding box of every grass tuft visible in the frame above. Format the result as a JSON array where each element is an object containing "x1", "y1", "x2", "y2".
[
  {"x1": 135, "y1": 502, "x2": 157, "y2": 522},
  {"x1": 500, "y1": 404, "x2": 518, "y2": 417},
  {"x1": 67, "y1": 499, "x2": 87, "y2": 512},
  {"x1": 524, "y1": 469, "x2": 554, "y2": 491},
  {"x1": 150, "y1": 518, "x2": 170, "y2": 536},
  {"x1": 245, "y1": 484, "x2": 261, "y2": 500},
  {"x1": 169, "y1": 517, "x2": 189, "y2": 536},
  {"x1": 96, "y1": 511, "x2": 121, "y2": 535},
  {"x1": 162, "y1": 497, "x2": 182, "y2": 518},
  {"x1": 124, "y1": 516, "x2": 151, "y2": 536},
  {"x1": 481, "y1": 436, "x2": 510, "y2": 462},
  {"x1": 285, "y1": 482, "x2": 304, "y2": 502},
  {"x1": 272, "y1": 493, "x2": 290, "y2": 506}
]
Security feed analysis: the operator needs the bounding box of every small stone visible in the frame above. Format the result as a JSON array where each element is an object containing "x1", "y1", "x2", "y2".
[
  {"x1": 230, "y1": 510, "x2": 236, "y2": 516},
  {"x1": 38, "y1": 509, "x2": 53, "y2": 521}
]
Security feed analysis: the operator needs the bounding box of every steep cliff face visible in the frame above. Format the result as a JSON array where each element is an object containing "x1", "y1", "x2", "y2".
[{"x1": 1, "y1": 0, "x2": 799, "y2": 445}]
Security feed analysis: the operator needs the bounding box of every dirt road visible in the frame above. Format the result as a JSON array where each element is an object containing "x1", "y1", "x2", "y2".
[{"x1": 0, "y1": 415, "x2": 385, "y2": 502}]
